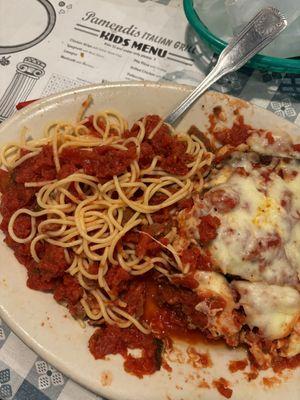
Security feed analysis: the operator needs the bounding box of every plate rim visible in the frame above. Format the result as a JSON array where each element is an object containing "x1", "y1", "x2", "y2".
[{"x1": 0, "y1": 80, "x2": 194, "y2": 132}]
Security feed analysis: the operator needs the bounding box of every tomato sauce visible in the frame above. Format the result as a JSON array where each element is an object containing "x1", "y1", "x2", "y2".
[
  {"x1": 26, "y1": 244, "x2": 68, "y2": 291},
  {"x1": 60, "y1": 144, "x2": 137, "y2": 180},
  {"x1": 181, "y1": 246, "x2": 213, "y2": 272},
  {"x1": 139, "y1": 142, "x2": 156, "y2": 169},
  {"x1": 85, "y1": 258, "x2": 230, "y2": 374},
  {"x1": 89, "y1": 325, "x2": 161, "y2": 378},
  {"x1": 266, "y1": 132, "x2": 275, "y2": 144},
  {"x1": 187, "y1": 125, "x2": 215, "y2": 152},
  {"x1": 198, "y1": 215, "x2": 220, "y2": 244},
  {"x1": 105, "y1": 265, "x2": 132, "y2": 296},
  {"x1": 121, "y1": 280, "x2": 146, "y2": 317},
  {"x1": 15, "y1": 145, "x2": 56, "y2": 183},
  {"x1": 151, "y1": 127, "x2": 193, "y2": 176},
  {"x1": 0, "y1": 185, "x2": 36, "y2": 232},
  {"x1": 54, "y1": 274, "x2": 83, "y2": 304},
  {"x1": 11, "y1": 214, "x2": 32, "y2": 239},
  {"x1": 128, "y1": 115, "x2": 195, "y2": 176},
  {"x1": 143, "y1": 278, "x2": 208, "y2": 340},
  {"x1": 0, "y1": 169, "x2": 11, "y2": 193},
  {"x1": 187, "y1": 346, "x2": 212, "y2": 368}
]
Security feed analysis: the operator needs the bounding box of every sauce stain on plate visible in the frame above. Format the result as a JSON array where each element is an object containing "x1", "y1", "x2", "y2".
[{"x1": 100, "y1": 370, "x2": 113, "y2": 387}]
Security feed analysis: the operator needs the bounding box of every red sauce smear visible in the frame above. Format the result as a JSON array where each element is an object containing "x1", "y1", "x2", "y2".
[
  {"x1": 16, "y1": 99, "x2": 39, "y2": 110},
  {"x1": 292, "y1": 144, "x2": 300, "y2": 152},
  {"x1": 266, "y1": 132, "x2": 275, "y2": 144},
  {"x1": 262, "y1": 376, "x2": 281, "y2": 388},
  {"x1": 143, "y1": 278, "x2": 208, "y2": 340},
  {"x1": 213, "y1": 377, "x2": 233, "y2": 398}
]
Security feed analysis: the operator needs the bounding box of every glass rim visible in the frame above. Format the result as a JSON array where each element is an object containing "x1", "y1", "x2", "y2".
[{"x1": 183, "y1": 0, "x2": 300, "y2": 72}]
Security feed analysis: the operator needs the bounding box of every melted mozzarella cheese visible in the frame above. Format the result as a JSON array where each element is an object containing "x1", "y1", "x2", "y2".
[
  {"x1": 247, "y1": 131, "x2": 294, "y2": 158},
  {"x1": 209, "y1": 168, "x2": 299, "y2": 285},
  {"x1": 233, "y1": 281, "x2": 300, "y2": 340},
  {"x1": 194, "y1": 271, "x2": 233, "y2": 301},
  {"x1": 285, "y1": 223, "x2": 300, "y2": 279},
  {"x1": 178, "y1": 156, "x2": 300, "y2": 348},
  {"x1": 204, "y1": 165, "x2": 233, "y2": 189},
  {"x1": 194, "y1": 271, "x2": 238, "y2": 337}
]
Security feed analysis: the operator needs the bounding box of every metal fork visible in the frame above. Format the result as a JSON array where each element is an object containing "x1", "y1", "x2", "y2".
[{"x1": 164, "y1": 7, "x2": 287, "y2": 126}]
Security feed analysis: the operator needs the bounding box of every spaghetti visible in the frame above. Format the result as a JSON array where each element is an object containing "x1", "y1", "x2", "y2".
[{"x1": 0, "y1": 104, "x2": 213, "y2": 338}]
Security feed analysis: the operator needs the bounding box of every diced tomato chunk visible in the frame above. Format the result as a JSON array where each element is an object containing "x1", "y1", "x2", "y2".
[
  {"x1": 213, "y1": 115, "x2": 252, "y2": 147},
  {"x1": 198, "y1": 215, "x2": 220, "y2": 244},
  {"x1": 205, "y1": 189, "x2": 239, "y2": 213}
]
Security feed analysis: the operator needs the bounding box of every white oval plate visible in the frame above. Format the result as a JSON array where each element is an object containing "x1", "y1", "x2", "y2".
[{"x1": 0, "y1": 82, "x2": 299, "y2": 400}]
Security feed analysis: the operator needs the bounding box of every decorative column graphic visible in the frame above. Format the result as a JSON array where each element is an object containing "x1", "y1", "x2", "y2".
[{"x1": 0, "y1": 57, "x2": 46, "y2": 122}]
